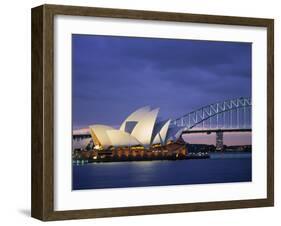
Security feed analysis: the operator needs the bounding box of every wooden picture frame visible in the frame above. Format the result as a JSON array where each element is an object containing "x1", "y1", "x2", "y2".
[{"x1": 31, "y1": 4, "x2": 274, "y2": 221}]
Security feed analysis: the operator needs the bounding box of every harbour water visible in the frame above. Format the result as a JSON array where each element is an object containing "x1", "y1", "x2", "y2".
[{"x1": 72, "y1": 152, "x2": 251, "y2": 190}]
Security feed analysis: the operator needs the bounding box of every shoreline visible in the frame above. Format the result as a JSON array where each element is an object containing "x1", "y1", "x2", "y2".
[{"x1": 72, "y1": 151, "x2": 251, "y2": 164}]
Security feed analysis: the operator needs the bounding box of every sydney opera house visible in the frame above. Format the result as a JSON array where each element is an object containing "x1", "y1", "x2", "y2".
[
  {"x1": 73, "y1": 107, "x2": 187, "y2": 161},
  {"x1": 90, "y1": 106, "x2": 182, "y2": 150}
]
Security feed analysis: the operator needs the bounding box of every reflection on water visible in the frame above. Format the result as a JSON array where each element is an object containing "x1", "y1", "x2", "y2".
[
  {"x1": 210, "y1": 151, "x2": 252, "y2": 159},
  {"x1": 72, "y1": 152, "x2": 252, "y2": 190}
]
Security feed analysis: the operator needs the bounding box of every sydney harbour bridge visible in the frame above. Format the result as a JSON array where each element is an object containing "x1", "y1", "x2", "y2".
[{"x1": 171, "y1": 97, "x2": 252, "y2": 150}]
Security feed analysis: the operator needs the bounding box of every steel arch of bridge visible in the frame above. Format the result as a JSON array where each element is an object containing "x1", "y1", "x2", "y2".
[{"x1": 171, "y1": 97, "x2": 251, "y2": 130}]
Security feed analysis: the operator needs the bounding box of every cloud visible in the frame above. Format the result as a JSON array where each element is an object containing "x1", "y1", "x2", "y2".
[{"x1": 72, "y1": 34, "x2": 251, "y2": 127}]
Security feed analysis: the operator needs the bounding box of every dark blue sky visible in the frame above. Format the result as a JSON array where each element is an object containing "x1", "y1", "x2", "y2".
[{"x1": 72, "y1": 34, "x2": 251, "y2": 128}]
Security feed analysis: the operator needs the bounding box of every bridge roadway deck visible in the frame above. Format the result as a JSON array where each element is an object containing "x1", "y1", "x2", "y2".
[{"x1": 182, "y1": 128, "x2": 251, "y2": 134}]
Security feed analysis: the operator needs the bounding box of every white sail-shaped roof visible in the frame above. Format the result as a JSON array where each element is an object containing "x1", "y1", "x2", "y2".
[
  {"x1": 89, "y1": 125, "x2": 114, "y2": 148},
  {"x1": 88, "y1": 106, "x2": 183, "y2": 149},
  {"x1": 106, "y1": 130, "x2": 140, "y2": 147},
  {"x1": 152, "y1": 119, "x2": 171, "y2": 145},
  {"x1": 131, "y1": 108, "x2": 159, "y2": 147},
  {"x1": 119, "y1": 106, "x2": 151, "y2": 133},
  {"x1": 165, "y1": 126, "x2": 183, "y2": 143}
]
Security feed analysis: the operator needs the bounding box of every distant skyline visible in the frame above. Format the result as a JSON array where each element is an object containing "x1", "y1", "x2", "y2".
[
  {"x1": 72, "y1": 34, "x2": 252, "y2": 145},
  {"x1": 183, "y1": 132, "x2": 251, "y2": 146}
]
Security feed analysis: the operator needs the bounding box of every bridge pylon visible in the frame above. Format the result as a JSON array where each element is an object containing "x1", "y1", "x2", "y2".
[{"x1": 216, "y1": 131, "x2": 224, "y2": 151}]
